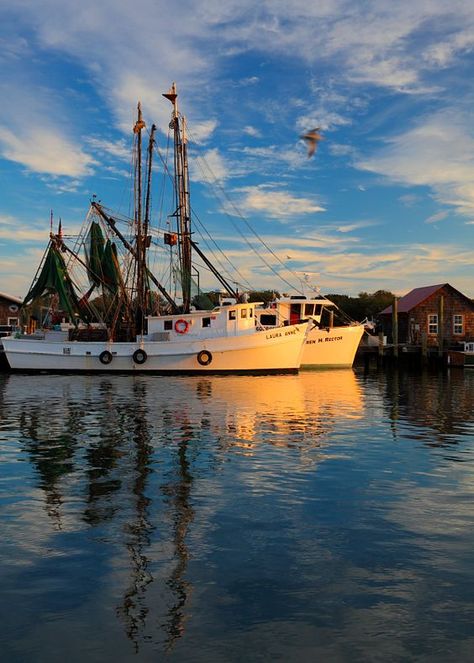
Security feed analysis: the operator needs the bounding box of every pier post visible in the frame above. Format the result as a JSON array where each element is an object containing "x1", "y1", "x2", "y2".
[
  {"x1": 438, "y1": 295, "x2": 444, "y2": 358},
  {"x1": 421, "y1": 331, "x2": 428, "y2": 365},
  {"x1": 392, "y1": 297, "x2": 398, "y2": 360},
  {"x1": 378, "y1": 331, "x2": 384, "y2": 367}
]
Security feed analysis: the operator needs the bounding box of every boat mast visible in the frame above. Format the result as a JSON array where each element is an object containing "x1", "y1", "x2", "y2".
[
  {"x1": 163, "y1": 83, "x2": 192, "y2": 314},
  {"x1": 133, "y1": 102, "x2": 147, "y2": 332}
]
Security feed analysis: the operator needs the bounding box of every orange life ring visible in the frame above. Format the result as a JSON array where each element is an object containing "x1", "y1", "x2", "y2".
[{"x1": 174, "y1": 318, "x2": 190, "y2": 334}]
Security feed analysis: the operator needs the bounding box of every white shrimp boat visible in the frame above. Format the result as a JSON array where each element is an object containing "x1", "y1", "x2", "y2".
[
  {"x1": 2, "y1": 302, "x2": 309, "y2": 373},
  {"x1": 256, "y1": 294, "x2": 364, "y2": 368},
  {"x1": 2, "y1": 85, "x2": 309, "y2": 374}
]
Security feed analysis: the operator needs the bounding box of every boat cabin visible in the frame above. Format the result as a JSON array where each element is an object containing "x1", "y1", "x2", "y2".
[
  {"x1": 257, "y1": 295, "x2": 333, "y2": 328},
  {"x1": 146, "y1": 301, "x2": 262, "y2": 340}
]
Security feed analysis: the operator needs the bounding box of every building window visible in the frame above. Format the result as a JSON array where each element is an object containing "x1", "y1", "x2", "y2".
[
  {"x1": 229, "y1": 310, "x2": 236, "y2": 320},
  {"x1": 428, "y1": 314, "x2": 438, "y2": 334},
  {"x1": 453, "y1": 314, "x2": 463, "y2": 335}
]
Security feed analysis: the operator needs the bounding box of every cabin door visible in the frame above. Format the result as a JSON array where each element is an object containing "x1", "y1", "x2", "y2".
[{"x1": 290, "y1": 304, "x2": 300, "y2": 325}]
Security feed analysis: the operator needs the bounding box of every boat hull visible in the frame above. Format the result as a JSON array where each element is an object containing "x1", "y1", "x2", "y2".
[
  {"x1": 301, "y1": 324, "x2": 364, "y2": 368},
  {"x1": 2, "y1": 324, "x2": 308, "y2": 374}
]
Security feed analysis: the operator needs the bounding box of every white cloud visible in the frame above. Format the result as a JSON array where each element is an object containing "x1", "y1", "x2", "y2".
[
  {"x1": 425, "y1": 210, "x2": 449, "y2": 224},
  {"x1": 86, "y1": 137, "x2": 130, "y2": 160},
  {"x1": 336, "y1": 220, "x2": 378, "y2": 233},
  {"x1": 232, "y1": 185, "x2": 325, "y2": 219},
  {"x1": 357, "y1": 110, "x2": 474, "y2": 217},
  {"x1": 187, "y1": 119, "x2": 218, "y2": 144},
  {"x1": 0, "y1": 125, "x2": 95, "y2": 177},
  {"x1": 243, "y1": 126, "x2": 261, "y2": 138},
  {"x1": 191, "y1": 147, "x2": 228, "y2": 183}
]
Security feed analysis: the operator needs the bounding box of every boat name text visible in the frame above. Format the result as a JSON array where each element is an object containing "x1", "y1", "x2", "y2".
[
  {"x1": 307, "y1": 336, "x2": 343, "y2": 345},
  {"x1": 266, "y1": 328, "x2": 299, "y2": 340}
]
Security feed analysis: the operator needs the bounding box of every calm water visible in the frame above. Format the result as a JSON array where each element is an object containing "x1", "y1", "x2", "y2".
[{"x1": 1, "y1": 368, "x2": 474, "y2": 662}]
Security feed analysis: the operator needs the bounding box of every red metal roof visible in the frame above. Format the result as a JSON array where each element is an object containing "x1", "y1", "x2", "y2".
[{"x1": 380, "y1": 284, "x2": 448, "y2": 314}]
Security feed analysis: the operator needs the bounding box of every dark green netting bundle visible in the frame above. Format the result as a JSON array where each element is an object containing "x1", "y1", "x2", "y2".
[
  {"x1": 22, "y1": 244, "x2": 82, "y2": 322},
  {"x1": 85, "y1": 222, "x2": 121, "y2": 293},
  {"x1": 85, "y1": 221, "x2": 105, "y2": 286},
  {"x1": 102, "y1": 240, "x2": 121, "y2": 293}
]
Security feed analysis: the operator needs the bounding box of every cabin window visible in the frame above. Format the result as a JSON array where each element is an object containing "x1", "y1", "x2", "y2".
[
  {"x1": 241, "y1": 309, "x2": 247, "y2": 319},
  {"x1": 304, "y1": 304, "x2": 314, "y2": 316},
  {"x1": 315, "y1": 305, "x2": 322, "y2": 316},
  {"x1": 164, "y1": 320, "x2": 173, "y2": 330},
  {"x1": 249, "y1": 309, "x2": 253, "y2": 318},
  {"x1": 260, "y1": 314, "x2": 277, "y2": 326},
  {"x1": 428, "y1": 314, "x2": 438, "y2": 334},
  {"x1": 453, "y1": 315, "x2": 463, "y2": 335},
  {"x1": 202, "y1": 317, "x2": 211, "y2": 328},
  {"x1": 7, "y1": 317, "x2": 18, "y2": 327},
  {"x1": 229, "y1": 310, "x2": 236, "y2": 320}
]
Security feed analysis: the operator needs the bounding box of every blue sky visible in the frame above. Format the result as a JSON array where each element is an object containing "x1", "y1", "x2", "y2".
[{"x1": 2, "y1": 1, "x2": 474, "y2": 299}]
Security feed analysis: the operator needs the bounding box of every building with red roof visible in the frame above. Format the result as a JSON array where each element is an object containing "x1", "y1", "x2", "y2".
[{"x1": 379, "y1": 283, "x2": 474, "y2": 347}]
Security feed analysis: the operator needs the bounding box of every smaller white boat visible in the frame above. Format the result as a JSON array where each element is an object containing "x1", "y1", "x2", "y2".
[{"x1": 256, "y1": 294, "x2": 364, "y2": 368}]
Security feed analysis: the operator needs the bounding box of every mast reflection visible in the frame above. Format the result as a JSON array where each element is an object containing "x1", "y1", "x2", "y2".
[
  {"x1": 4, "y1": 369, "x2": 367, "y2": 651},
  {"x1": 160, "y1": 409, "x2": 195, "y2": 649},
  {"x1": 115, "y1": 381, "x2": 155, "y2": 652}
]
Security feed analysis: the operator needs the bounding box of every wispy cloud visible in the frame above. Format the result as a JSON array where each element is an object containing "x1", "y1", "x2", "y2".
[
  {"x1": 336, "y1": 220, "x2": 379, "y2": 233},
  {"x1": 229, "y1": 185, "x2": 326, "y2": 219},
  {"x1": 243, "y1": 125, "x2": 261, "y2": 138},
  {"x1": 357, "y1": 109, "x2": 474, "y2": 217},
  {"x1": 191, "y1": 147, "x2": 228, "y2": 183},
  {"x1": 0, "y1": 125, "x2": 95, "y2": 177},
  {"x1": 86, "y1": 137, "x2": 130, "y2": 160},
  {"x1": 425, "y1": 210, "x2": 449, "y2": 224}
]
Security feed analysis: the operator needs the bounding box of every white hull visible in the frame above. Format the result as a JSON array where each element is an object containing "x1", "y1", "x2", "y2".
[
  {"x1": 2, "y1": 323, "x2": 308, "y2": 373},
  {"x1": 301, "y1": 324, "x2": 364, "y2": 368}
]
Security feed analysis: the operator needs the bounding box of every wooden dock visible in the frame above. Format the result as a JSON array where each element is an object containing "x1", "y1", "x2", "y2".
[{"x1": 356, "y1": 342, "x2": 467, "y2": 369}]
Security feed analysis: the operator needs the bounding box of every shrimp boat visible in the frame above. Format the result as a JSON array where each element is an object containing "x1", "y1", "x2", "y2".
[
  {"x1": 256, "y1": 294, "x2": 364, "y2": 368},
  {"x1": 3, "y1": 85, "x2": 309, "y2": 374}
]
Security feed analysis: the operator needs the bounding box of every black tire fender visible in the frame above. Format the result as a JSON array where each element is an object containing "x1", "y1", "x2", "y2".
[
  {"x1": 99, "y1": 350, "x2": 113, "y2": 365},
  {"x1": 133, "y1": 349, "x2": 148, "y2": 365},
  {"x1": 197, "y1": 350, "x2": 212, "y2": 366}
]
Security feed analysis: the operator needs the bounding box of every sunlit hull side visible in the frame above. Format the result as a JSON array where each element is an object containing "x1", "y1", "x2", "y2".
[
  {"x1": 301, "y1": 324, "x2": 364, "y2": 368},
  {"x1": 2, "y1": 323, "x2": 309, "y2": 374}
]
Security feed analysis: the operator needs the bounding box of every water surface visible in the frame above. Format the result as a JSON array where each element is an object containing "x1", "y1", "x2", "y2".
[{"x1": 1, "y1": 368, "x2": 474, "y2": 662}]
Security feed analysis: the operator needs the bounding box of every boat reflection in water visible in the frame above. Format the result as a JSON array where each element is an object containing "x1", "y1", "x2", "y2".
[
  {"x1": 3, "y1": 368, "x2": 474, "y2": 660},
  {"x1": 1, "y1": 370, "x2": 362, "y2": 653}
]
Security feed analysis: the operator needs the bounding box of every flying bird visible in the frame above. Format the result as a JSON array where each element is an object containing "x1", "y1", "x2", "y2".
[{"x1": 301, "y1": 128, "x2": 323, "y2": 158}]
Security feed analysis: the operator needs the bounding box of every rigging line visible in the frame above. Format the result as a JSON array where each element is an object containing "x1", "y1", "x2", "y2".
[
  {"x1": 193, "y1": 151, "x2": 301, "y2": 293},
  {"x1": 185, "y1": 128, "x2": 303, "y2": 294},
  {"x1": 151, "y1": 123, "x2": 253, "y2": 294},
  {"x1": 190, "y1": 210, "x2": 255, "y2": 292}
]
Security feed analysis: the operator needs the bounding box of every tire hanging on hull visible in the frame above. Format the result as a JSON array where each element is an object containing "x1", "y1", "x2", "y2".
[{"x1": 197, "y1": 350, "x2": 212, "y2": 366}]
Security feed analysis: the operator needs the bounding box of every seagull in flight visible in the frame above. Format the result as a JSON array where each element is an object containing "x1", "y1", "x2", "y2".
[{"x1": 301, "y1": 128, "x2": 323, "y2": 158}]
